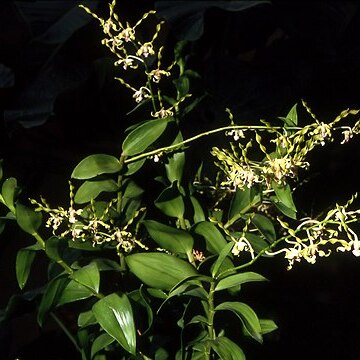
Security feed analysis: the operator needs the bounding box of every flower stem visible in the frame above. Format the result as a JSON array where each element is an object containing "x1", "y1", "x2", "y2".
[{"x1": 125, "y1": 125, "x2": 302, "y2": 165}]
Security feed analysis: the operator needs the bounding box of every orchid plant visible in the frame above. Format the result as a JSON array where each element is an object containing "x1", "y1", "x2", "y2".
[{"x1": 1, "y1": 1, "x2": 360, "y2": 359}]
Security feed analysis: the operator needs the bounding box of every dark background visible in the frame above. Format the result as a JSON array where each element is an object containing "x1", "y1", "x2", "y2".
[{"x1": 1, "y1": 1, "x2": 360, "y2": 359}]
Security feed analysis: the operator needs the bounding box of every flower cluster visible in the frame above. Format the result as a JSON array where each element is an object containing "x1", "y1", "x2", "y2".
[
  {"x1": 212, "y1": 103, "x2": 360, "y2": 192},
  {"x1": 80, "y1": 1, "x2": 176, "y2": 119},
  {"x1": 31, "y1": 196, "x2": 146, "y2": 254},
  {"x1": 268, "y1": 195, "x2": 360, "y2": 269}
]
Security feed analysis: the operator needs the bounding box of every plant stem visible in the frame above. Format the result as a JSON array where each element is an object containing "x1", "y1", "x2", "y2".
[
  {"x1": 33, "y1": 231, "x2": 45, "y2": 248},
  {"x1": 50, "y1": 311, "x2": 81, "y2": 353},
  {"x1": 205, "y1": 281, "x2": 216, "y2": 360},
  {"x1": 117, "y1": 154, "x2": 126, "y2": 213}
]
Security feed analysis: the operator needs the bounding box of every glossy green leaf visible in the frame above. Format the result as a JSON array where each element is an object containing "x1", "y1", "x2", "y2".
[
  {"x1": 122, "y1": 117, "x2": 169, "y2": 156},
  {"x1": 228, "y1": 187, "x2": 258, "y2": 221},
  {"x1": 58, "y1": 280, "x2": 94, "y2": 306},
  {"x1": 126, "y1": 253, "x2": 198, "y2": 290},
  {"x1": 154, "y1": 183, "x2": 185, "y2": 218},
  {"x1": 74, "y1": 179, "x2": 118, "y2": 204},
  {"x1": 210, "y1": 336, "x2": 245, "y2": 360},
  {"x1": 92, "y1": 293, "x2": 136, "y2": 355},
  {"x1": 70, "y1": 262, "x2": 100, "y2": 294},
  {"x1": 215, "y1": 271, "x2": 267, "y2": 291},
  {"x1": 215, "y1": 301, "x2": 262, "y2": 343},
  {"x1": 193, "y1": 221, "x2": 227, "y2": 255},
  {"x1": 251, "y1": 214, "x2": 276, "y2": 242},
  {"x1": 2, "y1": 177, "x2": 18, "y2": 212},
  {"x1": 272, "y1": 182, "x2": 297, "y2": 213},
  {"x1": 78, "y1": 310, "x2": 97, "y2": 327},
  {"x1": 143, "y1": 220, "x2": 193, "y2": 255},
  {"x1": 147, "y1": 288, "x2": 168, "y2": 299},
  {"x1": 71, "y1": 154, "x2": 122, "y2": 180},
  {"x1": 16, "y1": 202, "x2": 42, "y2": 235},
  {"x1": 16, "y1": 244, "x2": 41, "y2": 289},
  {"x1": 91, "y1": 332, "x2": 115, "y2": 358},
  {"x1": 211, "y1": 242, "x2": 234, "y2": 278},
  {"x1": 38, "y1": 276, "x2": 69, "y2": 326}
]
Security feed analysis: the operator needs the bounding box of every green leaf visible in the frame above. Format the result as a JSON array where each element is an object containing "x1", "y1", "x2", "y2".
[
  {"x1": 283, "y1": 103, "x2": 298, "y2": 127},
  {"x1": 211, "y1": 242, "x2": 234, "y2": 278},
  {"x1": 193, "y1": 221, "x2": 227, "y2": 255},
  {"x1": 154, "y1": 183, "x2": 185, "y2": 218},
  {"x1": 122, "y1": 117, "x2": 169, "y2": 156},
  {"x1": 165, "y1": 152, "x2": 185, "y2": 183},
  {"x1": 251, "y1": 214, "x2": 276, "y2": 242},
  {"x1": 190, "y1": 196, "x2": 205, "y2": 223},
  {"x1": 147, "y1": 288, "x2": 168, "y2": 299},
  {"x1": 74, "y1": 179, "x2": 119, "y2": 204},
  {"x1": 272, "y1": 182, "x2": 297, "y2": 213},
  {"x1": 125, "y1": 159, "x2": 146, "y2": 175},
  {"x1": 165, "y1": 132, "x2": 185, "y2": 183},
  {"x1": 244, "y1": 232, "x2": 270, "y2": 253},
  {"x1": 215, "y1": 271, "x2": 267, "y2": 291},
  {"x1": 70, "y1": 262, "x2": 100, "y2": 294},
  {"x1": 128, "y1": 286, "x2": 153, "y2": 335},
  {"x1": 78, "y1": 310, "x2": 97, "y2": 328},
  {"x1": 165, "y1": 151, "x2": 185, "y2": 184},
  {"x1": 143, "y1": 220, "x2": 193, "y2": 255},
  {"x1": 2, "y1": 177, "x2": 18, "y2": 212},
  {"x1": 92, "y1": 293, "x2": 136, "y2": 355},
  {"x1": 38, "y1": 276, "x2": 69, "y2": 326},
  {"x1": 123, "y1": 179, "x2": 144, "y2": 199},
  {"x1": 90, "y1": 258, "x2": 123, "y2": 272},
  {"x1": 271, "y1": 196, "x2": 297, "y2": 219},
  {"x1": 126, "y1": 253, "x2": 198, "y2": 290},
  {"x1": 16, "y1": 244, "x2": 41, "y2": 289},
  {"x1": 91, "y1": 332, "x2": 115, "y2": 358},
  {"x1": 71, "y1": 154, "x2": 122, "y2": 180},
  {"x1": 58, "y1": 280, "x2": 94, "y2": 306},
  {"x1": 260, "y1": 319, "x2": 278, "y2": 335},
  {"x1": 228, "y1": 187, "x2": 257, "y2": 221},
  {"x1": 45, "y1": 236, "x2": 67, "y2": 262},
  {"x1": 173, "y1": 75, "x2": 189, "y2": 97},
  {"x1": 16, "y1": 202, "x2": 42, "y2": 235},
  {"x1": 210, "y1": 336, "x2": 246, "y2": 360},
  {"x1": 215, "y1": 301, "x2": 262, "y2": 343}
]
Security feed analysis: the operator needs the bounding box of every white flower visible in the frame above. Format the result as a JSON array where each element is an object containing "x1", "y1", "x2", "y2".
[
  {"x1": 151, "y1": 107, "x2": 173, "y2": 118},
  {"x1": 133, "y1": 87, "x2": 150, "y2": 103},
  {"x1": 341, "y1": 128, "x2": 353, "y2": 144},
  {"x1": 225, "y1": 129, "x2": 245, "y2": 141}
]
